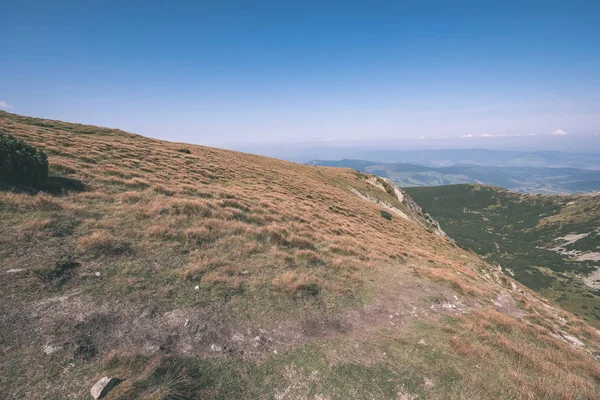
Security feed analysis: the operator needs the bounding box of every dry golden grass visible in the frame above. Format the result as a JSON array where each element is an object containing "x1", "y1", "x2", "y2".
[
  {"x1": 448, "y1": 307, "x2": 600, "y2": 400},
  {"x1": 77, "y1": 229, "x2": 132, "y2": 255}
]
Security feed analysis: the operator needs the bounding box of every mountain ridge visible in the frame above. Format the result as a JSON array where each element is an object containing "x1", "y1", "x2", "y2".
[{"x1": 310, "y1": 159, "x2": 600, "y2": 194}]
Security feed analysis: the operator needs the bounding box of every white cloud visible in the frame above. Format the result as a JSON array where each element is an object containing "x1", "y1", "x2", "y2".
[
  {"x1": 308, "y1": 136, "x2": 337, "y2": 142},
  {"x1": 479, "y1": 133, "x2": 492, "y2": 137},
  {"x1": 417, "y1": 135, "x2": 426, "y2": 140},
  {"x1": 460, "y1": 134, "x2": 474, "y2": 138},
  {"x1": 551, "y1": 129, "x2": 568, "y2": 136},
  {"x1": 0, "y1": 101, "x2": 13, "y2": 110}
]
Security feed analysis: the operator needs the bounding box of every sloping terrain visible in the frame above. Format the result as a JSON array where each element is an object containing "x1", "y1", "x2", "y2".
[
  {"x1": 1, "y1": 111, "x2": 600, "y2": 399},
  {"x1": 310, "y1": 159, "x2": 600, "y2": 194},
  {"x1": 405, "y1": 184, "x2": 600, "y2": 328}
]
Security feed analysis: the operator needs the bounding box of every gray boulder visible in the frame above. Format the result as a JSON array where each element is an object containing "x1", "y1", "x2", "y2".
[{"x1": 90, "y1": 377, "x2": 119, "y2": 399}]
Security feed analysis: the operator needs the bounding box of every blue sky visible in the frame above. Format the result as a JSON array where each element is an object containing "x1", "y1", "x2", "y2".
[{"x1": 1, "y1": 0, "x2": 599, "y2": 150}]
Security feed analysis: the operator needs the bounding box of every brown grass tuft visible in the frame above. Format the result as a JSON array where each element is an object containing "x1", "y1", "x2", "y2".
[
  {"x1": 78, "y1": 229, "x2": 132, "y2": 255},
  {"x1": 171, "y1": 199, "x2": 213, "y2": 216},
  {"x1": 272, "y1": 271, "x2": 321, "y2": 294}
]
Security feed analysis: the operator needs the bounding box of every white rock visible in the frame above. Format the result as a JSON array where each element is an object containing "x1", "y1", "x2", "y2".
[
  {"x1": 90, "y1": 377, "x2": 119, "y2": 399},
  {"x1": 94, "y1": 272, "x2": 101, "y2": 277},
  {"x1": 210, "y1": 344, "x2": 222, "y2": 352},
  {"x1": 561, "y1": 332, "x2": 585, "y2": 348},
  {"x1": 194, "y1": 285, "x2": 199, "y2": 290},
  {"x1": 43, "y1": 344, "x2": 60, "y2": 355},
  {"x1": 418, "y1": 339, "x2": 427, "y2": 346},
  {"x1": 231, "y1": 333, "x2": 244, "y2": 342}
]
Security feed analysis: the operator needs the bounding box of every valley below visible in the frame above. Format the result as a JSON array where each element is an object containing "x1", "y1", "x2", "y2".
[{"x1": 405, "y1": 184, "x2": 600, "y2": 327}]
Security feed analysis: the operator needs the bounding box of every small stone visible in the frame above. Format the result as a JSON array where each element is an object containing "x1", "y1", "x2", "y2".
[
  {"x1": 43, "y1": 344, "x2": 60, "y2": 355},
  {"x1": 144, "y1": 344, "x2": 160, "y2": 354},
  {"x1": 210, "y1": 344, "x2": 222, "y2": 352},
  {"x1": 418, "y1": 339, "x2": 427, "y2": 346},
  {"x1": 231, "y1": 333, "x2": 244, "y2": 342},
  {"x1": 94, "y1": 272, "x2": 101, "y2": 277},
  {"x1": 241, "y1": 270, "x2": 249, "y2": 275},
  {"x1": 194, "y1": 285, "x2": 199, "y2": 290},
  {"x1": 90, "y1": 377, "x2": 119, "y2": 399},
  {"x1": 273, "y1": 350, "x2": 278, "y2": 354},
  {"x1": 184, "y1": 319, "x2": 190, "y2": 327}
]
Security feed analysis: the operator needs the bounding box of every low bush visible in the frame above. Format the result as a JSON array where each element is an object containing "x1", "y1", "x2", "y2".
[
  {"x1": 0, "y1": 133, "x2": 48, "y2": 185},
  {"x1": 380, "y1": 210, "x2": 393, "y2": 220}
]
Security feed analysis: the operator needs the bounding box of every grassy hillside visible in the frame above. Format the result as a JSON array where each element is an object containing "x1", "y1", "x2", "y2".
[
  {"x1": 309, "y1": 159, "x2": 600, "y2": 194},
  {"x1": 1, "y1": 111, "x2": 600, "y2": 399},
  {"x1": 405, "y1": 184, "x2": 600, "y2": 327}
]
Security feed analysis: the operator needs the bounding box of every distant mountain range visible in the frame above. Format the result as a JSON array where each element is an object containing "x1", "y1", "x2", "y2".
[
  {"x1": 309, "y1": 159, "x2": 600, "y2": 194},
  {"x1": 276, "y1": 148, "x2": 600, "y2": 169}
]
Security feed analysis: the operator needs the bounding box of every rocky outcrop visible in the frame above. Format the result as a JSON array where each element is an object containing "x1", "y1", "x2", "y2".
[{"x1": 381, "y1": 178, "x2": 449, "y2": 238}]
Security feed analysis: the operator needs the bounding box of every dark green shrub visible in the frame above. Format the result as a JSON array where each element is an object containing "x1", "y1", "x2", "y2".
[
  {"x1": 74, "y1": 335, "x2": 97, "y2": 361},
  {"x1": 0, "y1": 133, "x2": 48, "y2": 185},
  {"x1": 297, "y1": 282, "x2": 320, "y2": 296},
  {"x1": 380, "y1": 210, "x2": 393, "y2": 220}
]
